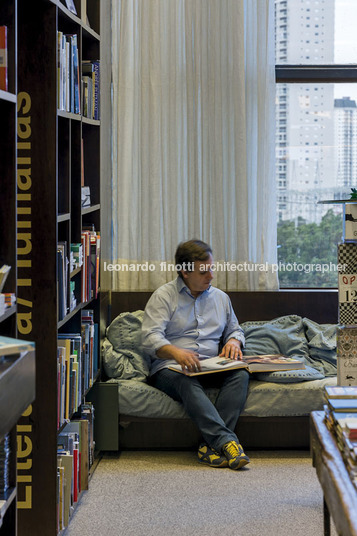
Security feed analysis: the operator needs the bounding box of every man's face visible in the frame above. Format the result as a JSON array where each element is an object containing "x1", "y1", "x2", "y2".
[{"x1": 182, "y1": 254, "x2": 214, "y2": 297}]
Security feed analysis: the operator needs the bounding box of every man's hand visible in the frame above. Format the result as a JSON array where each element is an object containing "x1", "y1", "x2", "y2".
[
  {"x1": 157, "y1": 345, "x2": 201, "y2": 373},
  {"x1": 219, "y1": 339, "x2": 243, "y2": 361}
]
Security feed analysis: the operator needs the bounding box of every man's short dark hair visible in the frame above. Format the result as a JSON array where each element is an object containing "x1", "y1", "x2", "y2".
[{"x1": 175, "y1": 239, "x2": 212, "y2": 278}]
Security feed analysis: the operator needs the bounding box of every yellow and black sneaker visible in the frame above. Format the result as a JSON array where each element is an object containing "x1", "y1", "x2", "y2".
[
  {"x1": 222, "y1": 441, "x2": 250, "y2": 470},
  {"x1": 198, "y1": 443, "x2": 228, "y2": 468}
]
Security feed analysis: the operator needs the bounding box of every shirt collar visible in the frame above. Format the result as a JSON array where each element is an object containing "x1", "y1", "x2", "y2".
[{"x1": 176, "y1": 276, "x2": 212, "y2": 297}]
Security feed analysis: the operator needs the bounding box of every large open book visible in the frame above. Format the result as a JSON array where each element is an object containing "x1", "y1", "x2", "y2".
[{"x1": 168, "y1": 354, "x2": 305, "y2": 376}]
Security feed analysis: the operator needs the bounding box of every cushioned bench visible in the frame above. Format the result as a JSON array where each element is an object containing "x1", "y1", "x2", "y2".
[{"x1": 89, "y1": 290, "x2": 338, "y2": 450}]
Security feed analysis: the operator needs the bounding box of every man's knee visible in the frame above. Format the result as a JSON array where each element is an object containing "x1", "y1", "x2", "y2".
[{"x1": 231, "y1": 368, "x2": 250, "y2": 387}]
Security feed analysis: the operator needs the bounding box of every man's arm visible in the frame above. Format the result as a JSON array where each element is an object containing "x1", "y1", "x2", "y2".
[
  {"x1": 156, "y1": 344, "x2": 201, "y2": 372},
  {"x1": 220, "y1": 297, "x2": 245, "y2": 360},
  {"x1": 141, "y1": 290, "x2": 201, "y2": 373}
]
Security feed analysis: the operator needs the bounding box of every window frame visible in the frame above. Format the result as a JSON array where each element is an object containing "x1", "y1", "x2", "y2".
[{"x1": 275, "y1": 64, "x2": 357, "y2": 289}]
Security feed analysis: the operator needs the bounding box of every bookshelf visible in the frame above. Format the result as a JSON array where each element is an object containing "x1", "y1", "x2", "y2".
[
  {"x1": 15, "y1": 0, "x2": 102, "y2": 534},
  {"x1": 0, "y1": 2, "x2": 36, "y2": 535},
  {"x1": 0, "y1": 1, "x2": 17, "y2": 534}
]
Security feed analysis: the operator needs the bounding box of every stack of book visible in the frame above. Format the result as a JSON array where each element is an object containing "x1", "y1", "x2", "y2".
[
  {"x1": 337, "y1": 204, "x2": 357, "y2": 385},
  {"x1": 56, "y1": 404, "x2": 95, "y2": 532},
  {"x1": 57, "y1": 314, "x2": 98, "y2": 429},
  {"x1": 324, "y1": 385, "x2": 357, "y2": 490},
  {"x1": 81, "y1": 228, "x2": 100, "y2": 303},
  {"x1": 82, "y1": 60, "x2": 100, "y2": 120},
  {"x1": 57, "y1": 32, "x2": 81, "y2": 114},
  {"x1": 57, "y1": 242, "x2": 69, "y2": 321}
]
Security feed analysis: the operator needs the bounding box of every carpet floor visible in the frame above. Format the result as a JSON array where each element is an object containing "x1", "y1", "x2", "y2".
[{"x1": 63, "y1": 450, "x2": 338, "y2": 536}]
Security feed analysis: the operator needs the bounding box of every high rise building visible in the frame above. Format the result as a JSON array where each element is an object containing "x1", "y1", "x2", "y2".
[
  {"x1": 334, "y1": 96, "x2": 357, "y2": 189},
  {"x1": 275, "y1": 0, "x2": 337, "y2": 223}
]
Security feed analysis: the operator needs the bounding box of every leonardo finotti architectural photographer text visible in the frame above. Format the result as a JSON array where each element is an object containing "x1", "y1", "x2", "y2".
[{"x1": 103, "y1": 261, "x2": 347, "y2": 274}]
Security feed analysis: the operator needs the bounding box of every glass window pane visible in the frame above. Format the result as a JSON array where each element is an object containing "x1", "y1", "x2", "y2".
[
  {"x1": 275, "y1": 83, "x2": 357, "y2": 287},
  {"x1": 275, "y1": 0, "x2": 357, "y2": 65}
]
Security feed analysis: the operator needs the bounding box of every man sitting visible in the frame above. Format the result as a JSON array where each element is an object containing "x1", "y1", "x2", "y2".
[{"x1": 142, "y1": 239, "x2": 250, "y2": 470}]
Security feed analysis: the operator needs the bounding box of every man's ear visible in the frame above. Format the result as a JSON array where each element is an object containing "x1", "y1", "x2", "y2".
[{"x1": 181, "y1": 270, "x2": 188, "y2": 280}]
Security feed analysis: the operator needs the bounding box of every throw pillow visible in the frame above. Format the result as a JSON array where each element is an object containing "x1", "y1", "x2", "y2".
[
  {"x1": 103, "y1": 310, "x2": 150, "y2": 381},
  {"x1": 241, "y1": 315, "x2": 310, "y2": 360},
  {"x1": 254, "y1": 365, "x2": 325, "y2": 383}
]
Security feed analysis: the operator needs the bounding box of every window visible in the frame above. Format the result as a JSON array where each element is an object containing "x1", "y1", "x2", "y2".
[{"x1": 275, "y1": 0, "x2": 357, "y2": 288}]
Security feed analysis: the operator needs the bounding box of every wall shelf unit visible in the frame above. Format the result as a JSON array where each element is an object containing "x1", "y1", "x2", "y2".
[{"x1": 14, "y1": 0, "x2": 103, "y2": 533}]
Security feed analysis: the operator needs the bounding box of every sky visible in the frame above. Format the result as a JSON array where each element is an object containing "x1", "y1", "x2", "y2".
[{"x1": 333, "y1": 0, "x2": 357, "y2": 99}]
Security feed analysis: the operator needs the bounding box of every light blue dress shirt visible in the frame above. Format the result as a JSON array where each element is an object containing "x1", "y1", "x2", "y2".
[{"x1": 141, "y1": 277, "x2": 245, "y2": 375}]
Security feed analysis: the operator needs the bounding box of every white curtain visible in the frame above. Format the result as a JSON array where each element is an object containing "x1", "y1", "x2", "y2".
[{"x1": 109, "y1": 0, "x2": 278, "y2": 291}]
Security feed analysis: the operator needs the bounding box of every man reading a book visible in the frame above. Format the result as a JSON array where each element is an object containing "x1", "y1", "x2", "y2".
[{"x1": 141, "y1": 239, "x2": 250, "y2": 470}]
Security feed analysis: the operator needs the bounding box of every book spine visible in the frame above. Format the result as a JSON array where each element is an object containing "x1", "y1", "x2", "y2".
[
  {"x1": 92, "y1": 61, "x2": 100, "y2": 120},
  {"x1": 0, "y1": 26, "x2": 8, "y2": 91}
]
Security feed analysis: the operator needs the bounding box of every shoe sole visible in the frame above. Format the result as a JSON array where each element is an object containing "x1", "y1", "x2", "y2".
[
  {"x1": 228, "y1": 457, "x2": 250, "y2": 470},
  {"x1": 198, "y1": 459, "x2": 228, "y2": 468}
]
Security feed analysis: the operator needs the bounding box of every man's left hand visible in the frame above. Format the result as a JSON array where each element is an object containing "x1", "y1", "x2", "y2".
[{"x1": 219, "y1": 339, "x2": 243, "y2": 360}]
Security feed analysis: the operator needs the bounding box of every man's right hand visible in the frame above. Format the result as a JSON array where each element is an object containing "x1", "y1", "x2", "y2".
[{"x1": 156, "y1": 345, "x2": 201, "y2": 373}]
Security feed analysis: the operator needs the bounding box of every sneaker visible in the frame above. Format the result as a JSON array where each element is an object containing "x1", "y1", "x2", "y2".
[
  {"x1": 222, "y1": 441, "x2": 250, "y2": 470},
  {"x1": 198, "y1": 443, "x2": 228, "y2": 468}
]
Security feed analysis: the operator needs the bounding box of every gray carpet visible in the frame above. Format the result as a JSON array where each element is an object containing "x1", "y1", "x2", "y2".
[{"x1": 64, "y1": 450, "x2": 338, "y2": 536}]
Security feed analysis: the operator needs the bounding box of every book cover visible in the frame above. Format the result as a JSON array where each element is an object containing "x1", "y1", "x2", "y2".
[
  {"x1": 168, "y1": 354, "x2": 304, "y2": 376},
  {"x1": 338, "y1": 243, "x2": 357, "y2": 326},
  {"x1": 65, "y1": 0, "x2": 77, "y2": 15},
  {"x1": 57, "y1": 453, "x2": 73, "y2": 528},
  {"x1": 328, "y1": 398, "x2": 357, "y2": 413},
  {"x1": 0, "y1": 335, "x2": 34, "y2": 356},
  {"x1": 0, "y1": 26, "x2": 8, "y2": 91},
  {"x1": 337, "y1": 326, "x2": 357, "y2": 386},
  {"x1": 344, "y1": 203, "x2": 357, "y2": 241},
  {"x1": 0, "y1": 265, "x2": 11, "y2": 292},
  {"x1": 325, "y1": 385, "x2": 357, "y2": 399}
]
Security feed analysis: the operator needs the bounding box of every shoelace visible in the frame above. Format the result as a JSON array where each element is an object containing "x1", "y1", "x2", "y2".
[{"x1": 224, "y1": 442, "x2": 240, "y2": 457}]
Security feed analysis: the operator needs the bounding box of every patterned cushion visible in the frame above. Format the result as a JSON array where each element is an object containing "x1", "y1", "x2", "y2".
[{"x1": 254, "y1": 365, "x2": 325, "y2": 383}]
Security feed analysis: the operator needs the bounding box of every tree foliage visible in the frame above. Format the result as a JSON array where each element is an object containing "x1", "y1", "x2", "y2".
[{"x1": 277, "y1": 209, "x2": 342, "y2": 287}]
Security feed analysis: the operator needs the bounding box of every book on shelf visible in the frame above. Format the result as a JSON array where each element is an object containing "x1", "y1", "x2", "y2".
[
  {"x1": 81, "y1": 309, "x2": 99, "y2": 387},
  {"x1": 82, "y1": 60, "x2": 100, "y2": 120},
  {"x1": 63, "y1": 420, "x2": 89, "y2": 492},
  {"x1": 57, "y1": 429, "x2": 79, "y2": 503},
  {"x1": 81, "y1": 228, "x2": 100, "y2": 302},
  {"x1": 57, "y1": 453, "x2": 73, "y2": 530},
  {"x1": 81, "y1": 186, "x2": 91, "y2": 207},
  {"x1": 57, "y1": 32, "x2": 80, "y2": 114},
  {"x1": 168, "y1": 354, "x2": 305, "y2": 376},
  {"x1": 0, "y1": 26, "x2": 8, "y2": 91},
  {"x1": 57, "y1": 334, "x2": 83, "y2": 426},
  {"x1": 0, "y1": 293, "x2": 5, "y2": 316},
  {"x1": 57, "y1": 242, "x2": 69, "y2": 321},
  {"x1": 65, "y1": 0, "x2": 77, "y2": 15},
  {"x1": 3, "y1": 292, "x2": 15, "y2": 308},
  {"x1": 80, "y1": 402, "x2": 95, "y2": 467},
  {"x1": 0, "y1": 264, "x2": 11, "y2": 292},
  {"x1": 71, "y1": 243, "x2": 83, "y2": 273}
]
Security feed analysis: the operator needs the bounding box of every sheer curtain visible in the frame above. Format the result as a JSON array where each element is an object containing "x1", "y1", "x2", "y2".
[{"x1": 108, "y1": 0, "x2": 278, "y2": 291}]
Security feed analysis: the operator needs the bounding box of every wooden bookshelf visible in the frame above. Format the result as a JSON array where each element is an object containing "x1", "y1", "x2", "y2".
[
  {"x1": 15, "y1": 0, "x2": 102, "y2": 534},
  {"x1": 0, "y1": 1, "x2": 21, "y2": 534}
]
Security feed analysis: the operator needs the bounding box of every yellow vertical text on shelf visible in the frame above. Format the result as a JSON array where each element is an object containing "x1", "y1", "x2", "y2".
[
  {"x1": 17, "y1": 404, "x2": 33, "y2": 509},
  {"x1": 17, "y1": 91, "x2": 32, "y2": 335}
]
